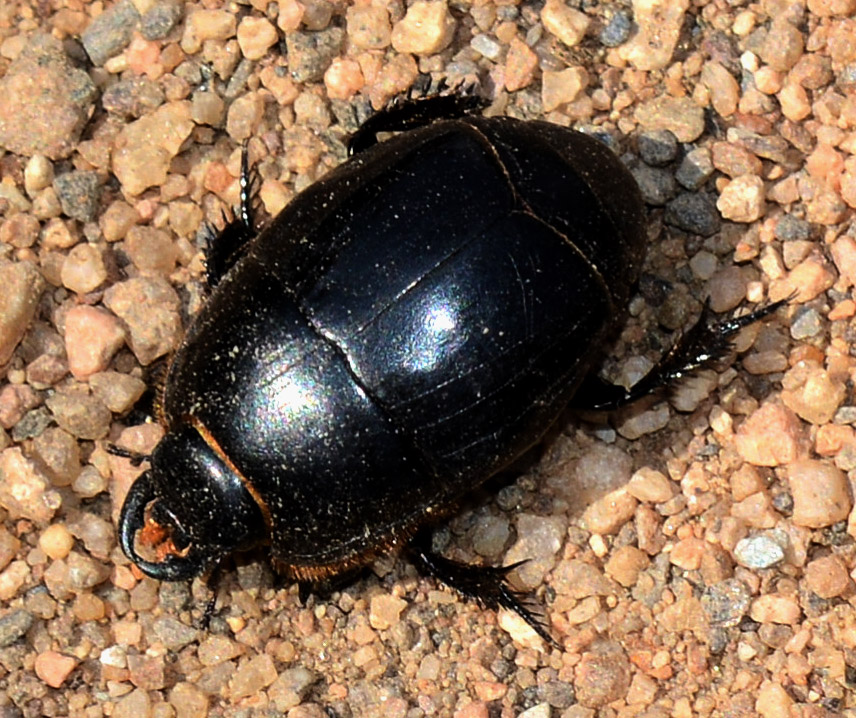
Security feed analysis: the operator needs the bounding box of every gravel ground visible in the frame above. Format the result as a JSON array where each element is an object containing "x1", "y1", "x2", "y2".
[{"x1": 0, "y1": 0, "x2": 855, "y2": 716}]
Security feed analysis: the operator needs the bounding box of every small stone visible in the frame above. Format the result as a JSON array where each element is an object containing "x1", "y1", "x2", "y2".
[
  {"x1": 0, "y1": 447, "x2": 61, "y2": 523},
  {"x1": 112, "y1": 101, "x2": 194, "y2": 196},
  {"x1": 634, "y1": 95, "x2": 704, "y2": 143},
  {"x1": 153, "y1": 616, "x2": 200, "y2": 651},
  {"x1": 35, "y1": 650, "x2": 77, "y2": 688},
  {"x1": 324, "y1": 58, "x2": 364, "y2": 101},
  {"x1": 804, "y1": 555, "x2": 851, "y2": 598},
  {"x1": 665, "y1": 192, "x2": 721, "y2": 236},
  {"x1": 778, "y1": 82, "x2": 811, "y2": 122},
  {"x1": 61, "y1": 243, "x2": 107, "y2": 295},
  {"x1": 54, "y1": 171, "x2": 100, "y2": 222},
  {"x1": 471, "y1": 514, "x2": 510, "y2": 557},
  {"x1": 504, "y1": 38, "x2": 539, "y2": 92},
  {"x1": 391, "y1": 1, "x2": 456, "y2": 56},
  {"x1": 89, "y1": 371, "x2": 146, "y2": 413},
  {"x1": 518, "y1": 704, "x2": 551, "y2": 718},
  {"x1": 735, "y1": 402, "x2": 804, "y2": 467},
  {"x1": 168, "y1": 682, "x2": 209, "y2": 718},
  {"x1": 102, "y1": 76, "x2": 165, "y2": 118},
  {"x1": 702, "y1": 579, "x2": 751, "y2": 627},
  {"x1": 670, "y1": 537, "x2": 707, "y2": 571},
  {"x1": 268, "y1": 667, "x2": 317, "y2": 712},
  {"x1": 287, "y1": 27, "x2": 346, "y2": 83},
  {"x1": 0, "y1": 527, "x2": 21, "y2": 571},
  {"x1": 126, "y1": 225, "x2": 178, "y2": 276},
  {"x1": 369, "y1": 594, "x2": 407, "y2": 630},
  {"x1": 24, "y1": 154, "x2": 54, "y2": 195},
  {"x1": 113, "y1": 689, "x2": 151, "y2": 718},
  {"x1": 197, "y1": 635, "x2": 243, "y2": 666},
  {"x1": 789, "y1": 459, "x2": 852, "y2": 528},
  {"x1": 141, "y1": 2, "x2": 183, "y2": 41},
  {"x1": 64, "y1": 305, "x2": 125, "y2": 379},
  {"x1": 637, "y1": 130, "x2": 678, "y2": 166},
  {"x1": 100, "y1": 200, "x2": 140, "y2": 242},
  {"x1": 676, "y1": 148, "x2": 714, "y2": 190},
  {"x1": 631, "y1": 165, "x2": 676, "y2": 206},
  {"x1": 581, "y1": 489, "x2": 638, "y2": 535},
  {"x1": 237, "y1": 17, "x2": 278, "y2": 60},
  {"x1": 756, "y1": 681, "x2": 794, "y2": 718},
  {"x1": 541, "y1": 0, "x2": 590, "y2": 48},
  {"x1": 81, "y1": 0, "x2": 140, "y2": 65},
  {"x1": 542, "y1": 66, "x2": 589, "y2": 112},
  {"x1": 701, "y1": 61, "x2": 739, "y2": 117},
  {"x1": 619, "y1": 0, "x2": 689, "y2": 71},
  {"x1": 599, "y1": 10, "x2": 632, "y2": 47},
  {"x1": 616, "y1": 403, "x2": 670, "y2": 440},
  {"x1": 45, "y1": 390, "x2": 112, "y2": 440},
  {"x1": 734, "y1": 534, "x2": 785, "y2": 569},
  {"x1": 781, "y1": 363, "x2": 846, "y2": 425},
  {"x1": 39, "y1": 523, "x2": 75, "y2": 560},
  {"x1": 749, "y1": 594, "x2": 801, "y2": 625},
  {"x1": 604, "y1": 545, "x2": 649, "y2": 587},
  {"x1": 574, "y1": 640, "x2": 632, "y2": 708},
  {"x1": 0, "y1": 261, "x2": 45, "y2": 365},
  {"x1": 711, "y1": 142, "x2": 762, "y2": 178},
  {"x1": 0, "y1": 609, "x2": 34, "y2": 647},
  {"x1": 717, "y1": 175, "x2": 765, "y2": 222},
  {"x1": 627, "y1": 467, "x2": 675, "y2": 503},
  {"x1": 103, "y1": 277, "x2": 182, "y2": 365},
  {"x1": 346, "y1": 5, "x2": 391, "y2": 50},
  {"x1": 553, "y1": 559, "x2": 615, "y2": 599},
  {"x1": 181, "y1": 9, "x2": 237, "y2": 54},
  {"x1": 229, "y1": 654, "x2": 278, "y2": 700},
  {"x1": 0, "y1": 34, "x2": 97, "y2": 159},
  {"x1": 1, "y1": 214, "x2": 39, "y2": 248},
  {"x1": 758, "y1": 19, "x2": 804, "y2": 72},
  {"x1": 505, "y1": 514, "x2": 566, "y2": 589},
  {"x1": 773, "y1": 254, "x2": 835, "y2": 303}
]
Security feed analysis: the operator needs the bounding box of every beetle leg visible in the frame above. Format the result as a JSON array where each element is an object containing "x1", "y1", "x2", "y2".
[
  {"x1": 347, "y1": 88, "x2": 488, "y2": 156},
  {"x1": 204, "y1": 142, "x2": 261, "y2": 287},
  {"x1": 573, "y1": 298, "x2": 789, "y2": 412},
  {"x1": 408, "y1": 531, "x2": 560, "y2": 649}
]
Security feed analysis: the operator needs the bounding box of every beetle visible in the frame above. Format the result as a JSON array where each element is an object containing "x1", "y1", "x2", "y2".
[{"x1": 117, "y1": 92, "x2": 781, "y2": 646}]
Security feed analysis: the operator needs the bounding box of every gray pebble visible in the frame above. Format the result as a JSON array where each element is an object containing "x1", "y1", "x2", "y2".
[
  {"x1": 141, "y1": 1, "x2": 184, "y2": 40},
  {"x1": 734, "y1": 534, "x2": 785, "y2": 569},
  {"x1": 774, "y1": 214, "x2": 812, "y2": 242},
  {"x1": 599, "y1": 10, "x2": 632, "y2": 48},
  {"x1": 0, "y1": 610, "x2": 34, "y2": 648},
  {"x1": 152, "y1": 616, "x2": 200, "y2": 651},
  {"x1": 53, "y1": 171, "x2": 100, "y2": 222},
  {"x1": 701, "y1": 578, "x2": 752, "y2": 627},
  {"x1": 665, "y1": 192, "x2": 721, "y2": 237},
  {"x1": 630, "y1": 164, "x2": 676, "y2": 206},
  {"x1": 638, "y1": 130, "x2": 678, "y2": 166},
  {"x1": 675, "y1": 147, "x2": 714, "y2": 190},
  {"x1": 286, "y1": 28, "x2": 345, "y2": 83},
  {"x1": 790, "y1": 306, "x2": 823, "y2": 340},
  {"x1": 81, "y1": 0, "x2": 141, "y2": 66}
]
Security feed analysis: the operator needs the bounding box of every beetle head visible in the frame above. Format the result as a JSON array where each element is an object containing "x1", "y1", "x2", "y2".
[{"x1": 118, "y1": 425, "x2": 266, "y2": 581}]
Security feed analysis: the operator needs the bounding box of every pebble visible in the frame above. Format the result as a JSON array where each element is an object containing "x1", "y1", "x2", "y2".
[
  {"x1": 153, "y1": 616, "x2": 199, "y2": 651},
  {"x1": 181, "y1": 9, "x2": 236, "y2": 54},
  {"x1": 504, "y1": 38, "x2": 538, "y2": 93},
  {"x1": 599, "y1": 9, "x2": 632, "y2": 47},
  {"x1": 676, "y1": 147, "x2": 714, "y2": 190},
  {"x1": 45, "y1": 390, "x2": 112, "y2": 440},
  {"x1": 700, "y1": 61, "x2": 739, "y2": 117},
  {"x1": 734, "y1": 534, "x2": 786, "y2": 569},
  {"x1": 711, "y1": 142, "x2": 762, "y2": 178},
  {"x1": 804, "y1": 554, "x2": 851, "y2": 599},
  {"x1": 228, "y1": 654, "x2": 278, "y2": 700},
  {"x1": 616, "y1": 402, "x2": 670, "y2": 440},
  {"x1": 574, "y1": 640, "x2": 631, "y2": 708},
  {"x1": 735, "y1": 401, "x2": 804, "y2": 467},
  {"x1": 391, "y1": 1, "x2": 456, "y2": 56},
  {"x1": 113, "y1": 688, "x2": 151, "y2": 718},
  {"x1": 61, "y1": 243, "x2": 107, "y2": 295},
  {"x1": 66, "y1": 550, "x2": 110, "y2": 591},
  {"x1": 34, "y1": 650, "x2": 77, "y2": 688},
  {"x1": 788, "y1": 459, "x2": 852, "y2": 528},
  {"x1": 631, "y1": 165, "x2": 676, "y2": 206},
  {"x1": 634, "y1": 95, "x2": 704, "y2": 143},
  {"x1": 112, "y1": 101, "x2": 194, "y2": 196},
  {"x1": 1, "y1": 213, "x2": 39, "y2": 248},
  {"x1": 237, "y1": 17, "x2": 278, "y2": 60},
  {"x1": 197, "y1": 635, "x2": 243, "y2": 666},
  {"x1": 781, "y1": 363, "x2": 845, "y2": 425},
  {"x1": 637, "y1": 130, "x2": 678, "y2": 166},
  {"x1": 542, "y1": 66, "x2": 588, "y2": 112},
  {"x1": 470, "y1": 514, "x2": 510, "y2": 557},
  {"x1": 758, "y1": 19, "x2": 805, "y2": 72},
  {"x1": 39, "y1": 523, "x2": 75, "y2": 561},
  {"x1": 24, "y1": 154, "x2": 54, "y2": 196},
  {"x1": 67, "y1": 512, "x2": 114, "y2": 559},
  {"x1": 64, "y1": 306, "x2": 125, "y2": 379},
  {"x1": 619, "y1": 0, "x2": 688, "y2": 70},
  {"x1": 287, "y1": 28, "x2": 346, "y2": 83},
  {"x1": 168, "y1": 682, "x2": 209, "y2": 718},
  {"x1": 0, "y1": 262, "x2": 45, "y2": 365},
  {"x1": 702, "y1": 578, "x2": 751, "y2": 627},
  {"x1": 0, "y1": 527, "x2": 20, "y2": 570},
  {"x1": 581, "y1": 488, "x2": 638, "y2": 535},
  {"x1": 268, "y1": 667, "x2": 316, "y2": 712},
  {"x1": 665, "y1": 192, "x2": 721, "y2": 236},
  {"x1": 756, "y1": 681, "x2": 794, "y2": 718},
  {"x1": 749, "y1": 594, "x2": 801, "y2": 625},
  {"x1": 0, "y1": 447, "x2": 61, "y2": 522},
  {"x1": 518, "y1": 704, "x2": 551, "y2": 718},
  {"x1": 346, "y1": 5, "x2": 392, "y2": 50},
  {"x1": 669, "y1": 537, "x2": 707, "y2": 571},
  {"x1": 103, "y1": 277, "x2": 183, "y2": 365},
  {"x1": 541, "y1": 0, "x2": 590, "y2": 48},
  {"x1": 369, "y1": 594, "x2": 407, "y2": 630},
  {"x1": 54, "y1": 170, "x2": 101, "y2": 222},
  {"x1": 604, "y1": 545, "x2": 649, "y2": 587},
  {"x1": 141, "y1": 2, "x2": 184, "y2": 41},
  {"x1": 102, "y1": 76, "x2": 165, "y2": 118},
  {"x1": 126, "y1": 225, "x2": 178, "y2": 276},
  {"x1": 0, "y1": 34, "x2": 97, "y2": 159},
  {"x1": 81, "y1": 0, "x2": 140, "y2": 65},
  {"x1": 505, "y1": 514, "x2": 565, "y2": 589},
  {"x1": 0, "y1": 608, "x2": 34, "y2": 647},
  {"x1": 626, "y1": 467, "x2": 675, "y2": 503},
  {"x1": 716, "y1": 175, "x2": 766, "y2": 222},
  {"x1": 100, "y1": 200, "x2": 140, "y2": 242},
  {"x1": 88, "y1": 371, "x2": 146, "y2": 414}
]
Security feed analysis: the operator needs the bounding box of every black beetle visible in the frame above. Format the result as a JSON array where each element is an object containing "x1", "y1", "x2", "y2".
[{"x1": 117, "y1": 93, "x2": 780, "y2": 646}]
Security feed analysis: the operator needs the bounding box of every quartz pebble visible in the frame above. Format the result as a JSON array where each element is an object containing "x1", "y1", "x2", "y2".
[
  {"x1": 788, "y1": 459, "x2": 852, "y2": 528},
  {"x1": 34, "y1": 651, "x2": 77, "y2": 688},
  {"x1": 749, "y1": 594, "x2": 801, "y2": 624},
  {"x1": 717, "y1": 175, "x2": 766, "y2": 222},
  {"x1": 390, "y1": 1, "x2": 455, "y2": 56}
]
